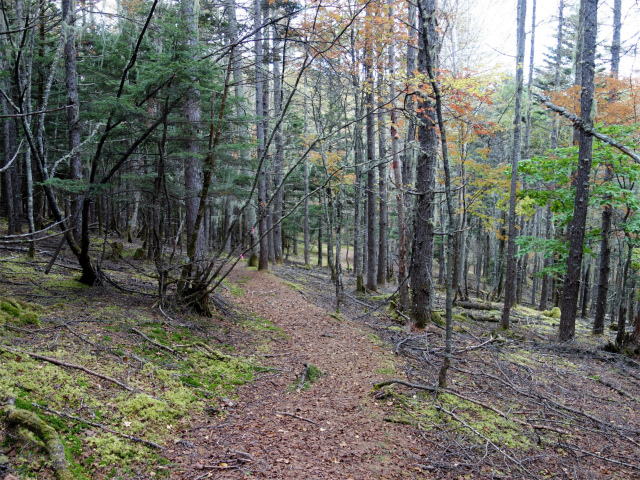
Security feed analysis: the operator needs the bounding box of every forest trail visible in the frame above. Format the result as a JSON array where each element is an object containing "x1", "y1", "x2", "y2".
[{"x1": 175, "y1": 265, "x2": 422, "y2": 479}]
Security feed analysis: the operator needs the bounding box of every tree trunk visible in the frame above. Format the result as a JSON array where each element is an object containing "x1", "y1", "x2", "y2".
[
  {"x1": 410, "y1": 1, "x2": 438, "y2": 327},
  {"x1": 501, "y1": 0, "x2": 526, "y2": 329},
  {"x1": 181, "y1": 0, "x2": 204, "y2": 262},
  {"x1": 523, "y1": 0, "x2": 536, "y2": 159},
  {"x1": 377, "y1": 69, "x2": 388, "y2": 286},
  {"x1": 272, "y1": 21, "x2": 284, "y2": 264},
  {"x1": 616, "y1": 243, "x2": 633, "y2": 346},
  {"x1": 365, "y1": 34, "x2": 377, "y2": 291},
  {"x1": 389, "y1": 8, "x2": 408, "y2": 310},
  {"x1": 255, "y1": 0, "x2": 268, "y2": 271},
  {"x1": 539, "y1": 207, "x2": 552, "y2": 310},
  {"x1": 62, "y1": 0, "x2": 83, "y2": 240},
  {"x1": 559, "y1": 0, "x2": 598, "y2": 341}
]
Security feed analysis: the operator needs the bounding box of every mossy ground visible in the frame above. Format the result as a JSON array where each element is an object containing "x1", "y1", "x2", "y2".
[
  {"x1": 0, "y1": 242, "x2": 281, "y2": 479},
  {"x1": 383, "y1": 390, "x2": 534, "y2": 450}
]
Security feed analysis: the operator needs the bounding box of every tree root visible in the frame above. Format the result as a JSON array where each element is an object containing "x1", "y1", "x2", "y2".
[{"x1": 4, "y1": 399, "x2": 73, "y2": 480}]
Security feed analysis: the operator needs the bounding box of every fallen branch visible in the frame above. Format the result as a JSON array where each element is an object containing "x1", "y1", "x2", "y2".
[
  {"x1": 131, "y1": 327, "x2": 178, "y2": 356},
  {"x1": 595, "y1": 376, "x2": 640, "y2": 403},
  {"x1": 456, "y1": 301, "x2": 495, "y2": 311},
  {"x1": 559, "y1": 441, "x2": 640, "y2": 470},
  {"x1": 0, "y1": 346, "x2": 136, "y2": 392},
  {"x1": 31, "y1": 402, "x2": 162, "y2": 449},
  {"x1": 436, "y1": 405, "x2": 533, "y2": 475},
  {"x1": 276, "y1": 411, "x2": 318, "y2": 425},
  {"x1": 5, "y1": 398, "x2": 73, "y2": 480},
  {"x1": 373, "y1": 379, "x2": 569, "y2": 435},
  {"x1": 97, "y1": 266, "x2": 156, "y2": 297},
  {"x1": 467, "y1": 314, "x2": 500, "y2": 323}
]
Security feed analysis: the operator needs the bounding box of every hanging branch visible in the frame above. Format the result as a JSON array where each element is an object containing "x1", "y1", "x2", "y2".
[{"x1": 536, "y1": 93, "x2": 640, "y2": 164}]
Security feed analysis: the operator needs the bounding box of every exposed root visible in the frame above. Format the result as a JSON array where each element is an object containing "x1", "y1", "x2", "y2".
[{"x1": 4, "y1": 399, "x2": 73, "y2": 480}]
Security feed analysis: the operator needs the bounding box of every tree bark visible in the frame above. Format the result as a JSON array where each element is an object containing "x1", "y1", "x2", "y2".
[
  {"x1": 181, "y1": 0, "x2": 205, "y2": 262},
  {"x1": 410, "y1": 0, "x2": 438, "y2": 328},
  {"x1": 255, "y1": 0, "x2": 268, "y2": 271},
  {"x1": 272, "y1": 20, "x2": 284, "y2": 264},
  {"x1": 377, "y1": 68, "x2": 388, "y2": 286},
  {"x1": 62, "y1": 0, "x2": 83, "y2": 240},
  {"x1": 501, "y1": 0, "x2": 526, "y2": 329},
  {"x1": 365, "y1": 33, "x2": 377, "y2": 291},
  {"x1": 559, "y1": 0, "x2": 598, "y2": 341},
  {"x1": 389, "y1": 2, "x2": 408, "y2": 310}
]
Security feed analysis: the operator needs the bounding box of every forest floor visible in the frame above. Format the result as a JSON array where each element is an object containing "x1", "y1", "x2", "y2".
[{"x1": 1, "y1": 238, "x2": 640, "y2": 479}]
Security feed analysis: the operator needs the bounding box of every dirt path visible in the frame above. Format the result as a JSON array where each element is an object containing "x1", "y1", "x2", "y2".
[{"x1": 177, "y1": 265, "x2": 423, "y2": 479}]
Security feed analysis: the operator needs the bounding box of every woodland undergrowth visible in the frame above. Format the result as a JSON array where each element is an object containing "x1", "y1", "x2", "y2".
[{"x1": 0, "y1": 237, "x2": 283, "y2": 479}]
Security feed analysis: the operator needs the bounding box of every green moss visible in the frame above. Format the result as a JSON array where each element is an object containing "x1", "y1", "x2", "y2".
[
  {"x1": 386, "y1": 326, "x2": 404, "y2": 333},
  {"x1": 387, "y1": 392, "x2": 533, "y2": 450},
  {"x1": 87, "y1": 435, "x2": 138, "y2": 466},
  {"x1": 1, "y1": 300, "x2": 21, "y2": 317},
  {"x1": 542, "y1": 307, "x2": 561, "y2": 319},
  {"x1": 375, "y1": 366, "x2": 396, "y2": 376},
  {"x1": 453, "y1": 313, "x2": 468, "y2": 322},
  {"x1": 431, "y1": 310, "x2": 445, "y2": 326},
  {"x1": 19, "y1": 312, "x2": 40, "y2": 325},
  {"x1": 222, "y1": 279, "x2": 245, "y2": 297},
  {"x1": 369, "y1": 293, "x2": 393, "y2": 302},
  {"x1": 282, "y1": 281, "x2": 304, "y2": 292}
]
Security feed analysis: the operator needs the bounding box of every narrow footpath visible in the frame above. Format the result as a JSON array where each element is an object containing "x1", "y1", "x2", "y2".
[{"x1": 177, "y1": 265, "x2": 425, "y2": 479}]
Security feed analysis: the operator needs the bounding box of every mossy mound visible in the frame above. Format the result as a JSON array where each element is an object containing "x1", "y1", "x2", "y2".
[
  {"x1": 0, "y1": 297, "x2": 42, "y2": 326},
  {"x1": 431, "y1": 310, "x2": 445, "y2": 326},
  {"x1": 542, "y1": 307, "x2": 561, "y2": 319}
]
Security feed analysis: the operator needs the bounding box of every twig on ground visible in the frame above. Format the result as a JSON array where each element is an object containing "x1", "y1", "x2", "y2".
[
  {"x1": 131, "y1": 327, "x2": 179, "y2": 356},
  {"x1": 276, "y1": 411, "x2": 318, "y2": 425},
  {"x1": 0, "y1": 345, "x2": 136, "y2": 392}
]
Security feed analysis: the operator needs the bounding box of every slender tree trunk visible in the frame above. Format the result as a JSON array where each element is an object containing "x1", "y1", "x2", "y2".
[
  {"x1": 255, "y1": 0, "x2": 268, "y2": 271},
  {"x1": 550, "y1": 0, "x2": 564, "y2": 150},
  {"x1": 377, "y1": 68, "x2": 388, "y2": 286},
  {"x1": 581, "y1": 261, "x2": 591, "y2": 318},
  {"x1": 62, "y1": 0, "x2": 83, "y2": 240},
  {"x1": 181, "y1": 0, "x2": 204, "y2": 262},
  {"x1": 524, "y1": 0, "x2": 536, "y2": 159},
  {"x1": 616, "y1": 242, "x2": 632, "y2": 346},
  {"x1": 303, "y1": 64, "x2": 311, "y2": 266},
  {"x1": 317, "y1": 218, "x2": 323, "y2": 267},
  {"x1": 611, "y1": 0, "x2": 621, "y2": 76},
  {"x1": 402, "y1": 0, "x2": 416, "y2": 190},
  {"x1": 501, "y1": 0, "x2": 526, "y2": 329},
  {"x1": 594, "y1": 0, "x2": 621, "y2": 333},
  {"x1": 560, "y1": 0, "x2": 598, "y2": 341},
  {"x1": 365, "y1": 35, "x2": 377, "y2": 291},
  {"x1": 272, "y1": 22, "x2": 284, "y2": 264},
  {"x1": 389, "y1": 6, "x2": 408, "y2": 310}
]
